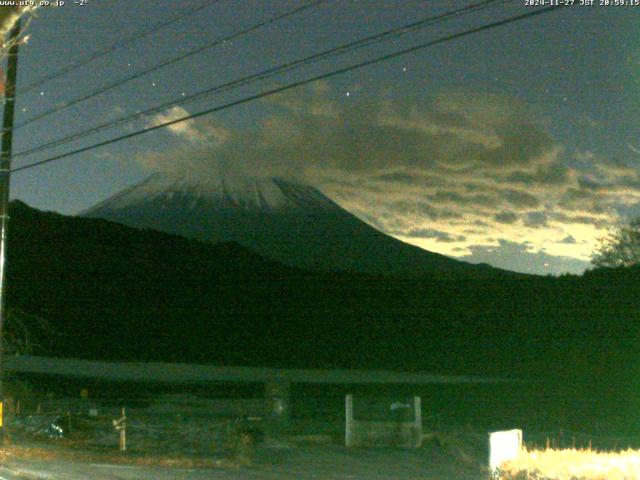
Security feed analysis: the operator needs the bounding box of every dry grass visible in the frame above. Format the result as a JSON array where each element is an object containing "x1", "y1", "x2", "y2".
[{"x1": 498, "y1": 447, "x2": 640, "y2": 480}]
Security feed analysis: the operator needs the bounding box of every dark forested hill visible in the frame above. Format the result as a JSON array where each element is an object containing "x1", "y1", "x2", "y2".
[{"x1": 5, "y1": 201, "x2": 640, "y2": 389}]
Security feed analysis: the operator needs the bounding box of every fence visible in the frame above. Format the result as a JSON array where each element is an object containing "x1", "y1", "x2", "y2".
[{"x1": 6, "y1": 395, "x2": 265, "y2": 457}]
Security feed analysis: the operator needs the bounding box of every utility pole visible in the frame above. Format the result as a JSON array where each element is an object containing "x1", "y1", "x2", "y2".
[{"x1": 0, "y1": 18, "x2": 21, "y2": 442}]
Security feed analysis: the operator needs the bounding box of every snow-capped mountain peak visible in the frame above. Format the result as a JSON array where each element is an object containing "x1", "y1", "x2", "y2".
[
  {"x1": 85, "y1": 173, "x2": 337, "y2": 215},
  {"x1": 83, "y1": 172, "x2": 498, "y2": 277}
]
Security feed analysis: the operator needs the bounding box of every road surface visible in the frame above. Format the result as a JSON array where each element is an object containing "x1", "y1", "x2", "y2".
[{"x1": 0, "y1": 443, "x2": 486, "y2": 479}]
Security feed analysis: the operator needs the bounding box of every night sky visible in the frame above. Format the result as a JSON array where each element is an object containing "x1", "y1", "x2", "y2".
[{"x1": 4, "y1": 1, "x2": 638, "y2": 275}]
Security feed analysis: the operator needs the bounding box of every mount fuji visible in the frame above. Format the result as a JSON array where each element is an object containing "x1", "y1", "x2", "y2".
[{"x1": 82, "y1": 173, "x2": 501, "y2": 277}]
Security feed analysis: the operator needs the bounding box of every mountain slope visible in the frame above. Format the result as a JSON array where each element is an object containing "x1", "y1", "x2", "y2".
[{"x1": 83, "y1": 174, "x2": 501, "y2": 277}]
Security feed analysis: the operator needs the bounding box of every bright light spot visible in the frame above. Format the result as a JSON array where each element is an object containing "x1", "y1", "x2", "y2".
[
  {"x1": 39, "y1": 91, "x2": 44, "y2": 96},
  {"x1": 489, "y1": 429, "x2": 522, "y2": 472},
  {"x1": 402, "y1": 66, "x2": 407, "y2": 72},
  {"x1": 151, "y1": 82, "x2": 157, "y2": 87},
  {"x1": 345, "y1": 92, "x2": 350, "y2": 97},
  {"x1": 544, "y1": 262, "x2": 549, "y2": 268}
]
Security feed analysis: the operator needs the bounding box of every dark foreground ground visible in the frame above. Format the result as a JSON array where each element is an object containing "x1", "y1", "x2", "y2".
[{"x1": 0, "y1": 435, "x2": 488, "y2": 480}]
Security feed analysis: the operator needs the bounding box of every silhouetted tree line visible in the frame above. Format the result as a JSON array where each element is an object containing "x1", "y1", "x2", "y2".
[{"x1": 3, "y1": 200, "x2": 639, "y2": 385}]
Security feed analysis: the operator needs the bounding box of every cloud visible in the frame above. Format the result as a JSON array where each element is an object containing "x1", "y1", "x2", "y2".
[
  {"x1": 506, "y1": 162, "x2": 572, "y2": 187},
  {"x1": 402, "y1": 228, "x2": 465, "y2": 243},
  {"x1": 142, "y1": 88, "x2": 560, "y2": 182},
  {"x1": 503, "y1": 189, "x2": 541, "y2": 209},
  {"x1": 460, "y1": 240, "x2": 590, "y2": 275},
  {"x1": 146, "y1": 106, "x2": 229, "y2": 146},
  {"x1": 137, "y1": 85, "x2": 640, "y2": 274},
  {"x1": 494, "y1": 211, "x2": 519, "y2": 224}
]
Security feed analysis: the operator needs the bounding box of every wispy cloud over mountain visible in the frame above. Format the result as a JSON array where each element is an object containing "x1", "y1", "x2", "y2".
[{"x1": 138, "y1": 84, "x2": 640, "y2": 274}]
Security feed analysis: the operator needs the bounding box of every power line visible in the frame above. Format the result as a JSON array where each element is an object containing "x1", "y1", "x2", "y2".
[
  {"x1": 12, "y1": 5, "x2": 566, "y2": 174},
  {"x1": 14, "y1": 0, "x2": 505, "y2": 159},
  {"x1": 13, "y1": 0, "x2": 324, "y2": 131},
  {"x1": 18, "y1": 0, "x2": 221, "y2": 96}
]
